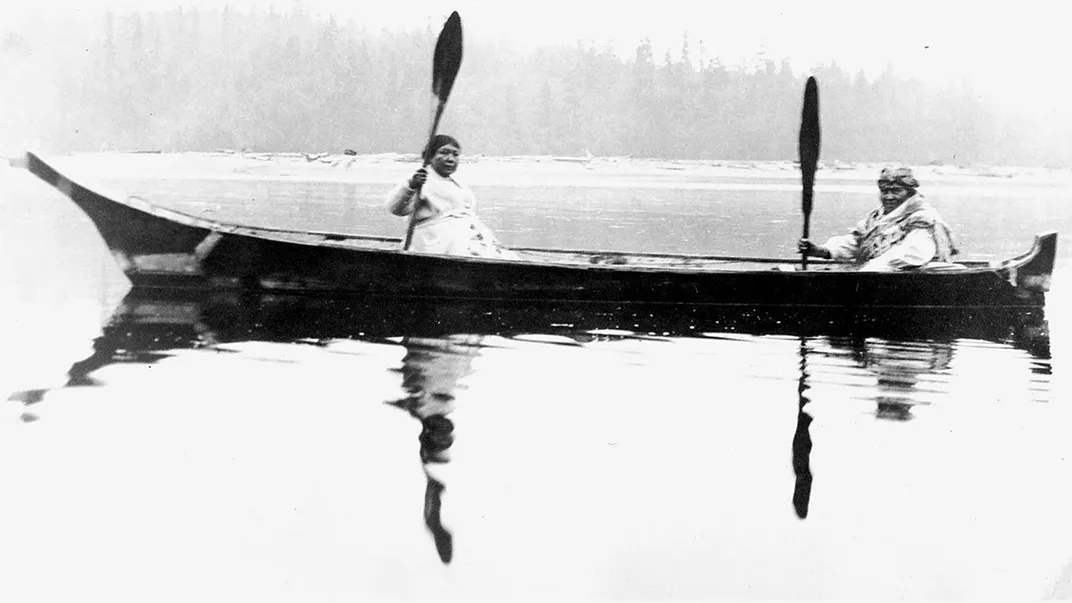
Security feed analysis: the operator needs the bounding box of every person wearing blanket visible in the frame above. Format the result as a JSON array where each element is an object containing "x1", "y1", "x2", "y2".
[{"x1": 799, "y1": 166, "x2": 958, "y2": 271}]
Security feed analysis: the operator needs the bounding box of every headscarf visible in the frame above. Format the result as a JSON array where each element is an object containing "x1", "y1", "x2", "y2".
[
  {"x1": 877, "y1": 166, "x2": 920, "y2": 190},
  {"x1": 424, "y1": 134, "x2": 461, "y2": 163}
]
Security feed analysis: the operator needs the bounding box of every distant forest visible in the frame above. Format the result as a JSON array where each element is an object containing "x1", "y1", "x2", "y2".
[{"x1": 2, "y1": 6, "x2": 1069, "y2": 166}]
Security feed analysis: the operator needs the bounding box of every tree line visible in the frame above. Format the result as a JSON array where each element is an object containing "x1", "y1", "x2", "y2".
[{"x1": 2, "y1": 6, "x2": 1068, "y2": 167}]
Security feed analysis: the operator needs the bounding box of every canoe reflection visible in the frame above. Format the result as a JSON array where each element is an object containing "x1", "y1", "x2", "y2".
[
  {"x1": 11, "y1": 291, "x2": 1050, "y2": 548},
  {"x1": 46, "y1": 290, "x2": 1052, "y2": 346}
]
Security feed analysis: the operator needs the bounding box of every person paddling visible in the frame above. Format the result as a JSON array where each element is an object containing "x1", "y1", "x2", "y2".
[
  {"x1": 798, "y1": 166, "x2": 958, "y2": 271},
  {"x1": 386, "y1": 134, "x2": 517, "y2": 259}
]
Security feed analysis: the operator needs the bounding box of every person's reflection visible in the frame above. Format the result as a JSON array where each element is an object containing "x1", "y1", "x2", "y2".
[
  {"x1": 386, "y1": 334, "x2": 484, "y2": 564},
  {"x1": 850, "y1": 338, "x2": 955, "y2": 421}
]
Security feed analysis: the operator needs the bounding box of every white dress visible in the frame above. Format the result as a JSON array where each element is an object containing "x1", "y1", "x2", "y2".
[{"x1": 385, "y1": 170, "x2": 518, "y2": 259}]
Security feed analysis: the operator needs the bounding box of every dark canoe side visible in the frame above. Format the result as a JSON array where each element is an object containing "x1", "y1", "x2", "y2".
[{"x1": 24, "y1": 152, "x2": 1057, "y2": 308}]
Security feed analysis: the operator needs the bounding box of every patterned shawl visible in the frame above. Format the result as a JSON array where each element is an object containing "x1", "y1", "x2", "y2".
[{"x1": 853, "y1": 193, "x2": 959, "y2": 263}]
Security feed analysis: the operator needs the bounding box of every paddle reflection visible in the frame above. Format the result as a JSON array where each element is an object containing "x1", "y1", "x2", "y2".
[
  {"x1": 792, "y1": 339, "x2": 814, "y2": 519},
  {"x1": 387, "y1": 334, "x2": 485, "y2": 564}
]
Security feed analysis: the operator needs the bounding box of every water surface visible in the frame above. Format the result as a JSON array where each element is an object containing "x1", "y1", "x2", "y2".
[{"x1": 2, "y1": 155, "x2": 1071, "y2": 601}]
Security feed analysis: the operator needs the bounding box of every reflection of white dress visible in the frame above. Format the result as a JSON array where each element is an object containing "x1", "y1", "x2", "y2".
[
  {"x1": 385, "y1": 170, "x2": 518, "y2": 259},
  {"x1": 399, "y1": 334, "x2": 484, "y2": 419}
]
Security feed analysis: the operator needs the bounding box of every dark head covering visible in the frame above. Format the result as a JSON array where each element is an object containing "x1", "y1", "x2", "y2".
[
  {"x1": 878, "y1": 166, "x2": 920, "y2": 190},
  {"x1": 424, "y1": 134, "x2": 461, "y2": 162}
]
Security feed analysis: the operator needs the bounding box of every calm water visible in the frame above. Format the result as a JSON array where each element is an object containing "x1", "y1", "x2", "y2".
[{"x1": 3, "y1": 155, "x2": 1072, "y2": 601}]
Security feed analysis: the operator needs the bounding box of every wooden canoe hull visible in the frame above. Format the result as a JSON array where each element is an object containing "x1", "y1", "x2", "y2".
[{"x1": 24, "y1": 152, "x2": 1057, "y2": 308}]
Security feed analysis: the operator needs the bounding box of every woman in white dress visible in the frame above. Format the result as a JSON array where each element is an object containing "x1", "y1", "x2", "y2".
[{"x1": 386, "y1": 134, "x2": 517, "y2": 259}]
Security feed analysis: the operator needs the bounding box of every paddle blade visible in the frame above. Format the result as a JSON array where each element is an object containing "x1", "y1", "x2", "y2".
[
  {"x1": 432, "y1": 12, "x2": 463, "y2": 104},
  {"x1": 798, "y1": 76, "x2": 821, "y2": 217}
]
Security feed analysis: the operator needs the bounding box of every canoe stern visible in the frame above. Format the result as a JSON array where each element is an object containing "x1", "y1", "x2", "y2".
[{"x1": 1013, "y1": 231, "x2": 1057, "y2": 293}]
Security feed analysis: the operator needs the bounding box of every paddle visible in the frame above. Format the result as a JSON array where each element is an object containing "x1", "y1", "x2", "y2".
[
  {"x1": 403, "y1": 11, "x2": 464, "y2": 251},
  {"x1": 798, "y1": 76, "x2": 820, "y2": 270},
  {"x1": 793, "y1": 79, "x2": 820, "y2": 518}
]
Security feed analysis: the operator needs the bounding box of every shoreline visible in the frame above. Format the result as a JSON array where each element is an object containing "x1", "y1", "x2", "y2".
[{"x1": 11, "y1": 151, "x2": 1072, "y2": 193}]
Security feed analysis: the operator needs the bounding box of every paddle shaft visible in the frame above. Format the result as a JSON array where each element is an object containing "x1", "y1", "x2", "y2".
[
  {"x1": 402, "y1": 103, "x2": 447, "y2": 251},
  {"x1": 801, "y1": 181, "x2": 813, "y2": 269}
]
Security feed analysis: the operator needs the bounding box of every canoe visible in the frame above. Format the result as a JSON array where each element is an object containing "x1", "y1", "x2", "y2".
[{"x1": 23, "y1": 151, "x2": 1057, "y2": 309}]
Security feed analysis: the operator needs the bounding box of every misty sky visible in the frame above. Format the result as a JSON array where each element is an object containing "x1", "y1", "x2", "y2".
[{"x1": 4, "y1": 0, "x2": 1071, "y2": 125}]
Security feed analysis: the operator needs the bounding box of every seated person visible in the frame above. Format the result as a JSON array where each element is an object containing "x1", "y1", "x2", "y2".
[
  {"x1": 386, "y1": 134, "x2": 517, "y2": 259},
  {"x1": 799, "y1": 166, "x2": 958, "y2": 271}
]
